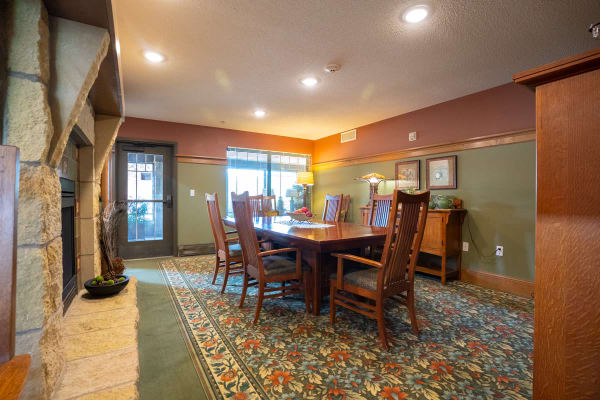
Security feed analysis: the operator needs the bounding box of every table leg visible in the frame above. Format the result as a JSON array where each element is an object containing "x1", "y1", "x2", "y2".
[{"x1": 303, "y1": 249, "x2": 322, "y2": 316}]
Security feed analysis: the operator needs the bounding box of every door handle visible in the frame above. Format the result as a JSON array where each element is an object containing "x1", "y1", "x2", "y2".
[{"x1": 164, "y1": 195, "x2": 173, "y2": 208}]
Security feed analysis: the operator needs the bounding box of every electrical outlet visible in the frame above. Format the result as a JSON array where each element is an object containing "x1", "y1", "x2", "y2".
[
  {"x1": 408, "y1": 131, "x2": 417, "y2": 141},
  {"x1": 496, "y1": 246, "x2": 504, "y2": 256},
  {"x1": 190, "y1": 189, "x2": 195, "y2": 197},
  {"x1": 462, "y1": 242, "x2": 469, "y2": 252}
]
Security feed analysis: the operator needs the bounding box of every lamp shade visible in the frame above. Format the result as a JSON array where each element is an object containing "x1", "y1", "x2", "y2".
[
  {"x1": 296, "y1": 171, "x2": 314, "y2": 186},
  {"x1": 357, "y1": 172, "x2": 388, "y2": 184}
]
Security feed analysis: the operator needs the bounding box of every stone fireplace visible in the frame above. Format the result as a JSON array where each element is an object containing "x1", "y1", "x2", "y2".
[{"x1": 2, "y1": 0, "x2": 123, "y2": 398}]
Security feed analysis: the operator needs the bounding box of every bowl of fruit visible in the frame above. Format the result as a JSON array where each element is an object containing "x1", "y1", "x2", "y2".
[
  {"x1": 287, "y1": 207, "x2": 313, "y2": 222},
  {"x1": 84, "y1": 274, "x2": 130, "y2": 297}
]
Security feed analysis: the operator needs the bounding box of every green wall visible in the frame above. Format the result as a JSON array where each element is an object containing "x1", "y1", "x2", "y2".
[
  {"x1": 177, "y1": 163, "x2": 227, "y2": 246},
  {"x1": 312, "y1": 141, "x2": 536, "y2": 281}
]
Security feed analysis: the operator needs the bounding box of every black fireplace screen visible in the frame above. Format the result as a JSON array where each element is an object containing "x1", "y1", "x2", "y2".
[{"x1": 61, "y1": 178, "x2": 77, "y2": 312}]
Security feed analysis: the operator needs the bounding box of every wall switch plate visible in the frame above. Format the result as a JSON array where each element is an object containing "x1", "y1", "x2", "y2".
[
  {"x1": 496, "y1": 246, "x2": 504, "y2": 256},
  {"x1": 462, "y1": 242, "x2": 469, "y2": 252},
  {"x1": 190, "y1": 189, "x2": 195, "y2": 197},
  {"x1": 408, "y1": 131, "x2": 417, "y2": 141}
]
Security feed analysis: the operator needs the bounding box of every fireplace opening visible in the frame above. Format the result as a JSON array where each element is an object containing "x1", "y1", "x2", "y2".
[{"x1": 61, "y1": 177, "x2": 77, "y2": 313}]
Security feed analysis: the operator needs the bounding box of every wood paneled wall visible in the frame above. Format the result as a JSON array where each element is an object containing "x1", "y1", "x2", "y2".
[
  {"x1": 515, "y1": 48, "x2": 600, "y2": 400},
  {"x1": 0, "y1": 146, "x2": 19, "y2": 363}
]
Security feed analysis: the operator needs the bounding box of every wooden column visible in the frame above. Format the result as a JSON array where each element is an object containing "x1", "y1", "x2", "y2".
[
  {"x1": 0, "y1": 146, "x2": 19, "y2": 363},
  {"x1": 514, "y1": 48, "x2": 600, "y2": 400}
]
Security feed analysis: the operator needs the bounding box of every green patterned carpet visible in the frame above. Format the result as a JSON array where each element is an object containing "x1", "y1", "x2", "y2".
[{"x1": 160, "y1": 255, "x2": 533, "y2": 400}]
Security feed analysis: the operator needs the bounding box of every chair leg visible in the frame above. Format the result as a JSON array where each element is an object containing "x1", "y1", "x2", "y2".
[
  {"x1": 253, "y1": 283, "x2": 264, "y2": 324},
  {"x1": 211, "y1": 257, "x2": 220, "y2": 285},
  {"x1": 408, "y1": 289, "x2": 419, "y2": 336},
  {"x1": 220, "y1": 260, "x2": 230, "y2": 294},
  {"x1": 303, "y1": 271, "x2": 311, "y2": 314},
  {"x1": 376, "y1": 300, "x2": 389, "y2": 350},
  {"x1": 329, "y1": 280, "x2": 336, "y2": 325},
  {"x1": 239, "y1": 273, "x2": 249, "y2": 308}
]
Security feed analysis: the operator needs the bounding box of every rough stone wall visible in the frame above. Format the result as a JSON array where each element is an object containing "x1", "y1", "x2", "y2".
[
  {"x1": 4, "y1": 1, "x2": 64, "y2": 398},
  {"x1": 3, "y1": 1, "x2": 114, "y2": 398}
]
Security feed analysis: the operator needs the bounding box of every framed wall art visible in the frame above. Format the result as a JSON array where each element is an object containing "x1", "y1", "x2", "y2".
[
  {"x1": 426, "y1": 155, "x2": 457, "y2": 189},
  {"x1": 395, "y1": 160, "x2": 420, "y2": 190}
]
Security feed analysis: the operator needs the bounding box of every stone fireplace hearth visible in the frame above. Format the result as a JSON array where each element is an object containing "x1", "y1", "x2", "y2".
[{"x1": 2, "y1": 1, "x2": 123, "y2": 398}]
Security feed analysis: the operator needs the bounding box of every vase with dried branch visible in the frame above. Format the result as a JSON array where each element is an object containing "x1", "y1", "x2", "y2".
[{"x1": 100, "y1": 201, "x2": 126, "y2": 280}]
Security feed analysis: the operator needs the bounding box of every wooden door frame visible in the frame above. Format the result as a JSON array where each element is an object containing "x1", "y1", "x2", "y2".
[{"x1": 116, "y1": 138, "x2": 178, "y2": 258}]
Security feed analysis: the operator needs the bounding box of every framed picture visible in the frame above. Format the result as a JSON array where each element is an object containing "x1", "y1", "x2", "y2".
[
  {"x1": 395, "y1": 160, "x2": 420, "y2": 190},
  {"x1": 426, "y1": 155, "x2": 457, "y2": 189}
]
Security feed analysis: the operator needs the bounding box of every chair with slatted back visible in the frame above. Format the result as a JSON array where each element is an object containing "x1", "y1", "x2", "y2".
[
  {"x1": 340, "y1": 194, "x2": 351, "y2": 222},
  {"x1": 248, "y1": 195, "x2": 264, "y2": 217},
  {"x1": 232, "y1": 192, "x2": 311, "y2": 323},
  {"x1": 330, "y1": 189, "x2": 430, "y2": 349},
  {"x1": 206, "y1": 193, "x2": 244, "y2": 293},
  {"x1": 369, "y1": 194, "x2": 393, "y2": 227},
  {"x1": 0, "y1": 146, "x2": 30, "y2": 400},
  {"x1": 262, "y1": 195, "x2": 279, "y2": 217},
  {"x1": 322, "y1": 194, "x2": 344, "y2": 222}
]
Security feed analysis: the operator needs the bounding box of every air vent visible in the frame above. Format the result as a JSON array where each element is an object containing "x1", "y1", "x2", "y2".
[{"x1": 340, "y1": 129, "x2": 357, "y2": 143}]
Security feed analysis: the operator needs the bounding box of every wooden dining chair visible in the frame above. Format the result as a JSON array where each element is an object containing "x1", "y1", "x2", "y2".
[
  {"x1": 205, "y1": 193, "x2": 244, "y2": 293},
  {"x1": 0, "y1": 146, "x2": 31, "y2": 400},
  {"x1": 262, "y1": 195, "x2": 279, "y2": 216},
  {"x1": 340, "y1": 194, "x2": 351, "y2": 222},
  {"x1": 231, "y1": 192, "x2": 311, "y2": 323},
  {"x1": 248, "y1": 195, "x2": 263, "y2": 218},
  {"x1": 322, "y1": 194, "x2": 344, "y2": 222},
  {"x1": 368, "y1": 193, "x2": 393, "y2": 227},
  {"x1": 330, "y1": 189, "x2": 430, "y2": 349}
]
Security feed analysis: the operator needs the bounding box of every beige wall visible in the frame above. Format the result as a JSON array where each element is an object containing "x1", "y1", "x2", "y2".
[
  {"x1": 313, "y1": 141, "x2": 536, "y2": 281},
  {"x1": 177, "y1": 163, "x2": 227, "y2": 246}
]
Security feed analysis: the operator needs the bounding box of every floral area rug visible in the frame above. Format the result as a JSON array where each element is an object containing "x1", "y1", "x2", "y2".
[{"x1": 159, "y1": 256, "x2": 533, "y2": 400}]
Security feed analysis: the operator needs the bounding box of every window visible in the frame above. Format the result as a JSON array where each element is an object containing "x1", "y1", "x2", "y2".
[{"x1": 226, "y1": 147, "x2": 311, "y2": 215}]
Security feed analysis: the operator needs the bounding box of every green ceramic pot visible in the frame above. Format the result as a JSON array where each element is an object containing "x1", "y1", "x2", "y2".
[{"x1": 434, "y1": 195, "x2": 454, "y2": 209}]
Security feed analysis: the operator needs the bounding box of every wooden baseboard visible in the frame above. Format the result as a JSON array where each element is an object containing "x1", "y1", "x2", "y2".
[
  {"x1": 460, "y1": 268, "x2": 534, "y2": 299},
  {"x1": 177, "y1": 243, "x2": 215, "y2": 257}
]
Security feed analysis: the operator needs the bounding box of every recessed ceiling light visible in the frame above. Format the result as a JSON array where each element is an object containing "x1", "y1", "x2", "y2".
[
  {"x1": 254, "y1": 109, "x2": 266, "y2": 118},
  {"x1": 301, "y1": 77, "x2": 319, "y2": 87},
  {"x1": 402, "y1": 5, "x2": 429, "y2": 23},
  {"x1": 144, "y1": 51, "x2": 165, "y2": 63}
]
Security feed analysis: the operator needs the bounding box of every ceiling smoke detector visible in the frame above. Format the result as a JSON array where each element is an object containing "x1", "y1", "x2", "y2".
[{"x1": 324, "y1": 64, "x2": 341, "y2": 73}]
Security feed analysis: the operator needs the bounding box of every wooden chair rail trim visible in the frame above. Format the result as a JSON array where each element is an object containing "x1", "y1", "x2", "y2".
[
  {"x1": 313, "y1": 129, "x2": 535, "y2": 171},
  {"x1": 176, "y1": 154, "x2": 227, "y2": 165}
]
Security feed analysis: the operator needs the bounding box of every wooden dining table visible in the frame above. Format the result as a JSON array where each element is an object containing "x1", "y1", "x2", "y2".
[{"x1": 223, "y1": 216, "x2": 387, "y2": 315}]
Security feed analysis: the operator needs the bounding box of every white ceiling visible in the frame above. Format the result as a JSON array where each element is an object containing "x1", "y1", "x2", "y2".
[{"x1": 115, "y1": 0, "x2": 600, "y2": 140}]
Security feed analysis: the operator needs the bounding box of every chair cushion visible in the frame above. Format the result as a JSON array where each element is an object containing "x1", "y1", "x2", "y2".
[
  {"x1": 331, "y1": 267, "x2": 379, "y2": 291},
  {"x1": 228, "y1": 243, "x2": 242, "y2": 257},
  {"x1": 262, "y1": 255, "x2": 310, "y2": 276}
]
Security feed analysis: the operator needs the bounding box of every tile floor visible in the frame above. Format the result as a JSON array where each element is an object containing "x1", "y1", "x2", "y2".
[{"x1": 53, "y1": 278, "x2": 139, "y2": 400}]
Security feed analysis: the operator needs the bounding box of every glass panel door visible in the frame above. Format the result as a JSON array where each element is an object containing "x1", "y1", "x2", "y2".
[
  {"x1": 116, "y1": 142, "x2": 174, "y2": 258},
  {"x1": 126, "y1": 152, "x2": 164, "y2": 242}
]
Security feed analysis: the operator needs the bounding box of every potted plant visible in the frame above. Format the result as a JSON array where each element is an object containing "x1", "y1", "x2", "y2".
[{"x1": 84, "y1": 202, "x2": 130, "y2": 296}]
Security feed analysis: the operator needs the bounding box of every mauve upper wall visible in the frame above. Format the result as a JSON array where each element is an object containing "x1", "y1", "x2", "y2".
[
  {"x1": 312, "y1": 83, "x2": 535, "y2": 164},
  {"x1": 117, "y1": 118, "x2": 315, "y2": 157}
]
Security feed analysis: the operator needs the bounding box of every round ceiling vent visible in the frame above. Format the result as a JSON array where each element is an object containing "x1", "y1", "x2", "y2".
[{"x1": 324, "y1": 63, "x2": 341, "y2": 73}]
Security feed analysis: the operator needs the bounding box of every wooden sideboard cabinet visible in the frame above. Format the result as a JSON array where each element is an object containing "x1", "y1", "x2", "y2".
[{"x1": 360, "y1": 206, "x2": 466, "y2": 284}]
